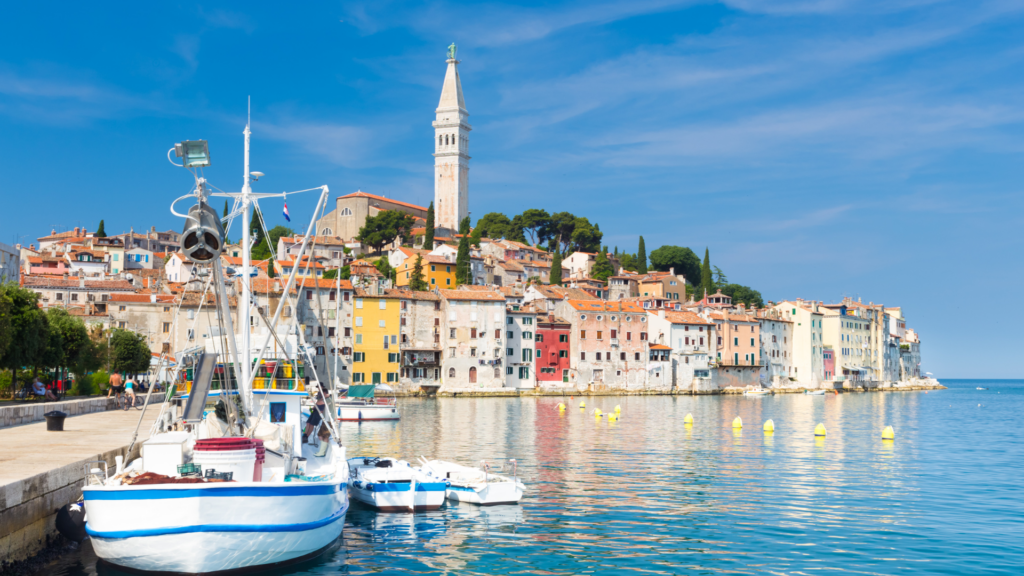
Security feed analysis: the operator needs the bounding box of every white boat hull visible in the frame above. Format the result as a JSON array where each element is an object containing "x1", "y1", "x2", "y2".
[
  {"x1": 338, "y1": 404, "x2": 399, "y2": 422},
  {"x1": 350, "y1": 480, "x2": 414, "y2": 512},
  {"x1": 447, "y1": 482, "x2": 523, "y2": 506},
  {"x1": 84, "y1": 481, "x2": 348, "y2": 573}
]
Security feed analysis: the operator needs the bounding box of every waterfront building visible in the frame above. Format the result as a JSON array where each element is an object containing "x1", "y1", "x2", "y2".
[
  {"x1": 646, "y1": 309, "x2": 715, "y2": 391},
  {"x1": 500, "y1": 285, "x2": 525, "y2": 309},
  {"x1": 535, "y1": 313, "x2": 572, "y2": 386},
  {"x1": 113, "y1": 227, "x2": 181, "y2": 254},
  {"x1": 124, "y1": 246, "x2": 155, "y2": 271},
  {"x1": 65, "y1": 246, "x2": 110, "y2": 277},
  {"x1": 757, "y1": 311, "x2": 794, "y2": 386},
  {"x1": 565, "y1": 300, "x2": 650, "y2": 390},
  {"x1": 901, "y1": 328, "x2": 922, "y2": 379},
  {"x1": 433, "y1": 46, "x2": 471, "y2": 234},
  {"x1": 109, "y1": 293, "x2": 185, "y2": 355},
  {"x1": 637, "y1": 269, "x2": 686, "y2": 300},
  {"x1": 883, "y1": 308, "x2": 906, "y2": 381},
  {"x1": 396, "y1": 290, "x2": 443, "y2": 391},
  {"x1": 278, "y1": 235, "x2": 355, "y2": 270},
  {"x1": 351, "y1": 288, "x2": 402, "y2": 386},
  {"x1": 823, "y1": 346, "x2": 835, "y2": 381},
  {"x1": 504, "y1": 305, "x2": 538, "y2": 389},
  {"x1": 771, "y1": 300, "x2": 825, "y2": 387},
  {"x1": 607, "y1": 274, "x2": 639, "y2": 300},
  {"x1": 439, "y1": 288, "x2": 506, "y2": 391},
  {"x1": 164, "y1": 252, "x2": 194, "y2": 283},
  {"x1": 710, "y1": 312, "x2": 761, "y2": 388},
  {"x1": 821, "y1": 304, "x2": 872, "y2": 382},
  {"x1": 275, "y1": 256, "x2": 325, "y2": 278},
  {"x1": 388, "y1": 246, "x2": 429, "y2": 270},
  {"x1": 524, "y1": 284, "x2": 598, "y2": 315}
]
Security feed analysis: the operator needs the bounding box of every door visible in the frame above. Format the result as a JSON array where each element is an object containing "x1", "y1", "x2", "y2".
[
  {"x1": 562, "y1": 370, "x2": 569, "y2": 383},
  {"x1": 469, "y1": 367, "x2": 477, "y2": 383}
]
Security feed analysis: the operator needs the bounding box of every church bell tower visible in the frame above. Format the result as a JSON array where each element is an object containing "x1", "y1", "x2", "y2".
[{"x1": 433, "y1": 43, "x2": 471, "y2": 234}]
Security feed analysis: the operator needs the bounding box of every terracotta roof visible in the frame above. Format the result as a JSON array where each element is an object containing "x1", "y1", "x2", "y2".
[
  {"x1": 109, "y1": 293, "x2": 176, "y2": 304},
  {"x1": 649, "y1": 344, "x2": 673, "y2": 350},
  {"x1": 440, "y1": 289, "x2": 505, "y2": 302},
  {"x1": 338, "y1": 191, "x2": 427, "y2": 212},
  {"x1": 499, "y1": 286, "x2": 523, "y2": 297},
  {"x1": 278, "y1": 258, "x2": 326, "y2": 270},
  {"x1": 531, "y1": 285, "x2": 599, "y2": 301},
  {"x1": 22, "y1": 277, "x2": 135, "y2": 290},
  {"x1": 250, "y1": 277, "x2": 353, "y2": 294},
  {"x1": 709, "y1": 312, "x2": 758, "y2": 323},
  {"x1": 384, "y1": 288, "x2": 440, "y2": 301},
  {"x1": 281, "y1": 235, "x2": 349, "y2": 246},
  {"x1": 538, "y1": 315, "x2": 571, "y2": 327},
  {"x1": 658, "y1": 311, "x2": 715, "y2": 326},
  {"x1": 566, "y1": 300, "x2": 646, "y2": 313},
  {"x1": 497, "y1": 260, "x2": 524, "y2": 272}
]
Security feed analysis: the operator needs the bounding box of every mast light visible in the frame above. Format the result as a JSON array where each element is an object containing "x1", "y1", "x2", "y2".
[{"x1": 174, "y1": 140, "x2": 211, "y2": 168}]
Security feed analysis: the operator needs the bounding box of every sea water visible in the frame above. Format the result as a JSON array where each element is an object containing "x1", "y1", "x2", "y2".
[{"x1": 39, "y1": 379, "x2": 1023, "y2": 575}]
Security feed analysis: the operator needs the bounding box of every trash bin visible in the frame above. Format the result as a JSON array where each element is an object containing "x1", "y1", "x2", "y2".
[{"x1": 44, "y1": 411, "x2": 67, "y2": 431}]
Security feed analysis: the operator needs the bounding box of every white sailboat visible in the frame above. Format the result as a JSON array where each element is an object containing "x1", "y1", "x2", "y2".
[{"x1": 82, "y1": 121, "x2": 350, "y2": 573}]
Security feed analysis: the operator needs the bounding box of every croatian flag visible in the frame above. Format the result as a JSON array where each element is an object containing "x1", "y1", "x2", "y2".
[{"x1": 282, "y1": 202, "x2": 291, "y2": 222}]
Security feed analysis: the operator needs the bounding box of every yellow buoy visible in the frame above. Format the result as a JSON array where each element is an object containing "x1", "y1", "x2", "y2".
[
  {"x1": 608, "y1": 413, "x2": 618, "y2": 422},
  {"x1": 683, "y1": 413, "x2": 694, "y2": 424},
  {"x1": 579, "y1": 401, "x2": 586, "y2": 409},
  {"x1": 557, "y1": 402, "x2": 566, "y2": 411},
  {"x1": 732, "y1": 416, "x2": 743, "y2": 429},
  {"x1": 594, "y1": 409, "x2": 603, "y2": 417},
  {"x1": 763, "y1": 419, "x2": 774, "y2": 433},
  {"x1": 882, "y1": 425, "x2": 895, "y2": 440},
  {"x1": 614, "y1": 404, "x2": 622, "y2": 413},
  {"x1": 814, "y1": 423, "x2": 827, "y2": 437}
]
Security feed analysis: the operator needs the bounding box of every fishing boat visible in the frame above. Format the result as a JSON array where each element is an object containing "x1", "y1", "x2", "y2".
[
  {"x1": 81, "y1": 123, "x2": 350, "y2": 573},
  {"x1": 419, "y1": 458, "x2": 525, "y2": 506},
  {"x1": 805, "y1": 389, "x2": 827, "y2": 395},
  {"x1": 348, "y1": 457, "x2": 447, "y2": 512},
  {"x1": 336, "y1": 384, "x2": 400, "y2": 422}
]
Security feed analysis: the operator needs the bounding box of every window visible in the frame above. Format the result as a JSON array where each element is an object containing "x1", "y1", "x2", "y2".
[
  {"x1": 700, "y1": 337, "x2": 704, "y2": 345},
  {"x1": 506, "y1": 366, "x2": 514, "y2": 375},
  {"x1": 388, "y1": 353, "x2": 399, "y2": 363},
  {"x1": 431, "y1": 265, "x2": 436, "y2": 272},
  {"x1": 379, "y1": 320, "x2": 386, "y2": 328},
  {"x1": 559, "y1": 350, "x2": 567, "y2": 358},
  {"x1": 187, "y1": 329, "x2": 194, "y2": 341},
  {"x1": 471, "y1": 328, "x2": 477, "y2": 339},
  {"x1": 580, "y1": 315, "x2": 587, "y2": 320},
  {"x1": 522, "y1": 349, "x2": 533, "y2": 362},
  {"x1": 353, "y1": 352, "x2": 365, "y2": 362},
  {"x1": 469, "y1": 367, "x2": 477, "y2": 383},
  {"x1": 751, "y1": 338, "x2": 755, "y2": 346},
  {"x1": 306, "y1": 290, "x2": 312, "y2": 300},
  {"x1": 596, "y1": 352, "x2": 602, "y2": 361},
  {"x1": 507, "y1": 317, "x2": 513, "y2": 325},
  {"x1": 597, "y1": 331, "x2": 603, "y2": 340},
  {"x1": 387, "y1": 372, "x2": 397, "y2": 383},
  {"x1": 507, "y1": 348, "x2": 514, "y2": 356},
  {"x1": 316, "y1": 346, "x2": 325, "y2": 356},
  {"x1": 471, "y1": 347, "x2": 477, "y2": 357},
  {"x1": 353, "y1": 373, "x2": 364, "y2": 383},
  {"x1": 634, "y1": 352, "x2": 641, "y2": 361},
  {"x1": 734, "y1": 337, "x2": 738, "y2": 346},
  {"x1": 355, "y1": 334, "x2": 362, "y2": 344},
  {"x1": 580, "y1": 352, "x2": 586, "y2": 360},
  {"x1": 519, "y1": 366, "x2": 530, "y2": 380},
  {"x1": 559, "y1": 334, "x2": 568, "y2": 343},
  {"x1": 536, "y1": 333, "x2": 543, "y2": 342},
  {"x1": 523, "y1": 332, "x2": 533, "y2": 340},
  {"x1": 356, "y1": 317, "x2": 363, "y2": 327},
  {"x1": 372, "y1": 372, "x2": 382, "y2": 384},
  {"x1": 162, "y1": 322, "x2": 170, "y2": 333},
  {"x1": 355, "y1": 299, "x2": 363, "y2": 309},
  {"x1": 625, "y1": 332, "x2": 632, "y2": 340},
  {"x1": 580, "y1": 330, "x2": 586, "y2": 339},
  {"x1": 640, "y1": 332, "x2": 647, "y2": 341},
  {"x1": 718, "y1": 337, "x2": 722, "y2": 345}
]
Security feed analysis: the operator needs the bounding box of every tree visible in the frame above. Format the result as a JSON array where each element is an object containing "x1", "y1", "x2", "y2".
[
  {"x1": 569, "y1": 218, "x2": 602, "y2": 254},
  {"x1": 618, "y1": 252, "x2": 637, "y2": 272},
  {"x1": 422, "y1": 202, "x2": 435, "y2": 249},
  {"x1": 458, "y1": 216, "x2": 471, "y2": 237},
  {"x1": 474, "y1": 212, "x2": 511, "y2": 240},
  {"x1": 249, "y1": 206, "x2": 265, "y2": 248},
  {"x1": 545, "y1": 212, "x2": 577, "y2": 253},
  {"x1": 591, "y1": 250, "x2": 614, "y2": 282},
  {"x1": 516, "y1": 209, "x2": 551, "y2": 246},
  {"x1": 506, "y1": 215, "x2": 527, "y2": 243},
  {"x1": 251, "y1": 225, "x2": 294, "y2": 260},
  {"x1": 712, "y1": 266, "x2": 729, "y2": 288},
  {"x1": 649, "y1": 246, "x2": 701, "y2": 287},
  {"x1": 357, "y1": 211, "x2": 416, "y2": 254},
  {"x1": 455, "y1": 217, "x2": 471, "y2": 285},
  {"x1": 637, "y1": 236, "x2": 648, "y2": 274},
  {"x1": 322, "y1": 266, "x2": 351, "y2": 281},
  {"x1": 266, "y1": 255, "x2": 276, "y2": 278},
  {"x1": 549, "y1": 249, "x2": 563, "y2": 285},
  {"x1": 375, "y1": 258, "x2": 396, "y2": 283},
  {"x1": 109, "y1": 330, "x2": 151, "y2": 375},
  {"x1": 469, "y1": 223, "x2": 484, "y2": 248},
  {"x1": 95, "y1": 219, "x2": 107, "y2": 238},
  {"x1": 46, "y1": 308, "x2": 92, "y2": 374},
  {"x1": 701, "y1": 248, "x2": 713, "y2": 299},
  {"x1": 0, "y1": 284, "x2": 50, "y2": 391},
  {"x1": 720, "y1": 284, "x2": 764, "y2": 308},
  {"x1": 410, "y1": 255, "x2": 428, "y2": 291}
]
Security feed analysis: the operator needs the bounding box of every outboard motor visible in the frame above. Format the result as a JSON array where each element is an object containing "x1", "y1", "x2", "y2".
[
  {"x1": 180, "y1": 201, "x2": 225, "y2": 263},
  {"x1": 55, "y1": 501, "x2": 87, "y2": 543}
]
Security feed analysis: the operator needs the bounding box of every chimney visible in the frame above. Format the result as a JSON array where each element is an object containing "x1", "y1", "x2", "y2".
[
  {"x1": 63, "y1": 272, "x2": 69, "y2": 280},
  {"x1": 669, "y1": 267, "x2": 675, "y2": 276},
  {"x1": 74, "y1": 227, "x2": 80, "y2": 235},
  {"x1": 79, "y1": 277, "x2": 85, "y2": 288},
  {"x1": 150, "y1": 294, "x2": 157, "y2": 303},
  {"x1": 659, "y1": 309, "x2": 665, "y2": 319},
  {"x1": 51, "y1": 229, "x2": 56, "y2": 235}
]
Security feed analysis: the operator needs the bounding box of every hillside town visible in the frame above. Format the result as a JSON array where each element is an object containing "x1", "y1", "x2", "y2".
[{"x1": 0, "y1": 48, "x2": 926, "y2": 396}]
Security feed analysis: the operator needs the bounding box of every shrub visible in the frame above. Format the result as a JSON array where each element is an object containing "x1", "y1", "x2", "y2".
[
  {"x1": 0, "y1": 370, "x2": 11, "y2": 396},
  {"x1": 91, "y1": 370, "x2": 110, "y2": 392},
  {"x1": 69, "y1": 377, "x2": 97, "y2": 397}
]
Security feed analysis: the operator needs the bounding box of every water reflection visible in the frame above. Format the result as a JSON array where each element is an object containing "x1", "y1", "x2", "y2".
[{"x1": 37, "y1": 380, "x2": 1024, "y2": 576}]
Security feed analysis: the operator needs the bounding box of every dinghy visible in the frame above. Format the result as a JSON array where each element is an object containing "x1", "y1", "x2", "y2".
[
  {"x1": 805, "y1": 389, "x2": 827, "y2": 395},
  {"x1": 336, "y1": 384, "x2": 400, "y2": 422},
  {"x1": 419, "y1": 458, "x2": 525, "y2": 506},
  {"x1": 348, "y1": 457, "x2": 447, "y2": 512}
]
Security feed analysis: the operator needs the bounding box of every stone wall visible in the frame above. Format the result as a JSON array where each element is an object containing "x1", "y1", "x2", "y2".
[{"x1": 0, "y1": 397, "x2": 115, "y2": 429}]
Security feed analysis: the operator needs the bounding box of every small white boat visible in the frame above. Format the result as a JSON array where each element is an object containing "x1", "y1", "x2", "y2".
[
  {"x1": 745, "y1": 388, "x2": 771, "y2": 396},
  {"x1": 336, "y1": 384, "x2": 399, "y2": 422},
  {"x1": 805, "y1": 389, "x2": 827, "y2": 395},
  {"x1": 348, "y1": 457, "x2": 447, "y2": 512},
  {"x1": 419, "y1": 458, "x2": 525, "y2": 506}
]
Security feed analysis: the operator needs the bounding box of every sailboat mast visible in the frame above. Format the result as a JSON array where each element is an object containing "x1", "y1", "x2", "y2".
[{"x1": 240, "y1": 114, "x2": 253, "y2": 414}]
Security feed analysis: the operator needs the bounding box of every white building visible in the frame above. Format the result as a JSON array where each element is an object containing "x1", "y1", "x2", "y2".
[
  {"x1": 757, "y1": 314, "x2": 794, "y2": 386},
  {"x1": 772, "y1": 301, "x2": 824, "y2": 387},
  {"x1": 165, "y1": 252, "x2": 194, "y2": 283},
  {"x1": 646, "y1": 309, "x2": 715, "y2": 392},
  {"x1": 439, "y1": 289, "x2": 505, "y2": 391},
  {"x1": 433, "y1": 45, "x2": 471, "y2": 234},
  {"x1": 503, "y1": 307, "x2": 538, "y2": 389}
]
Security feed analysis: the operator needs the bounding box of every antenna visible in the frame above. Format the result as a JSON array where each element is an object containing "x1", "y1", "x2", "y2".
[{"x1": 247, "y1": 96, "x2": 251, "y2": 129}]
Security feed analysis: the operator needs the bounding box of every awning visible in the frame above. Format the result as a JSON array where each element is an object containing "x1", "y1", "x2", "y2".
[{"x1": 346, "y1": 384, "x2": 376, "y2": 398}]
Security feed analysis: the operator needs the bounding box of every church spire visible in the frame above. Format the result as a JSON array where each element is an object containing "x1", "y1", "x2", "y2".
[
  {"x1": 437, "y1": 45, "x2": 466, "y2": 113},
  {"x1": 433, "y1": 43, "x2": 472, "y2": 233}
]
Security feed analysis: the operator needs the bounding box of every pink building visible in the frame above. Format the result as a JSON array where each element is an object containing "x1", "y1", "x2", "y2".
[{"x1": 823, "y1": 346, "x2": 835, "y2": 382}]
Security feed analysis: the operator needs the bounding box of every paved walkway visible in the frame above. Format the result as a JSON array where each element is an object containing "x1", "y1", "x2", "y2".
[{"x1": 0, "y1": 404, "x2": 164, "y2": 486}]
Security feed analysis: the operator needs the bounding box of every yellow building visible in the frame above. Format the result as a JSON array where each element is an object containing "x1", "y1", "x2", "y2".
[
  {"x1": 351, "y1": 290, "x2": 402, "y2": 385},
  {"x1": 395, "y1": 255, "x2": 456, "y2": 289}
]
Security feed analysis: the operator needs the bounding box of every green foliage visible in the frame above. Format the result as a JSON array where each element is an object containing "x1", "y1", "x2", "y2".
[
  {"x1": 96, "y1": 219, "x2": 107, "y2": 238},
  {"x1": 649, "y1": 246, "x2": 701, "y2": 287},
  {"x1": 0, "y1": 284, "x2": 50, "y2": 381},
  {"x1": 549, "y1": 250, "x2": 563, "y2": 285},
  {"x1": 514, "y1": 209, "x2": 550, "y2": 246},
  {"x1": 410, "y1": 255, "x2": 428, "y2": 291},
  {"x1": 69, "y1": 375, "x2": 97, "y2": 396},
  {"x1": 701, "y1": 248, "x2": 713, "y2": 299},
  {"x1": 251, "y1": 225, "x2": 293, "y2": 260},
  {"x1": 455, "y1": 221, "x2": 471, "y2": 285},
  {"x1": 90, "y1": 369, "x2": 110, "y2": 391},
  {"x1": 249, "y1": 206, "x2": 265, "y2": 247},
  {"x1": 375, "y1": 258, "x2": 396, "y2": 283},
  {"x1": 618, "y1": 252, "x2": 637, "y2": 272},
  {"x1": 469, "y1": 223, "x2": 483, "y2": 248},
  {"x1": 637, "y1": 236, "x2": 647, "y2": 274},
  {"x1": 323, "y1": 266, "x2": 351, "y2": 280},
  {"x1": 591, "y1": 251, "x2": 615, "y2": 282},
  {"x1": 109, "y1": 330, "x2": 151, "y2": 375},
  {"x1": 712, "y1": 265, "x2": 728, "y2": 288},
  {"x1": 46, "y1": 308, "x2": 93, "y2": 373},
  {"x1": 422, "y1": 202, "x2": 435, "y2": 249},
  {"x1": 719, "y1": 284, "x2": 764, "y2": 308},
  {"x1": 357, "y1": 211, "x2": 416, "y2": 254},
  {"x1": 474, "y1": 212, "x2": 512, "y2": 240},
  {"x1": 0, "y1": 288, "x2": 12, "y2": 360},
  {"x1": 267, "y1": 255, "x2": 276, "y2": 278},
  {"x1": 458, "y1": 216, "x2": 471, "y2": 236}
]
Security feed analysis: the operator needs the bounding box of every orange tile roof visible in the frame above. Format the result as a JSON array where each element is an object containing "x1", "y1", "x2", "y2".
[
  {"x1": 250, "y1": 277, "x2": 353, "y2": 293},
  {"x1": 649, "y1": 344, "x2": 673, "y2": 350},
  {"x1": 565, "y1": 300, "x2": 646, "y2": 313},
  {"x1": 440, "y1": 289, "x2": 506, "y2": 302},
  {"x1": 660, "y1": 311, "x2": 715, "y2": 326},
  {"x1": 278, "y1": 259, "x2": 326, "y2": 269},
  {"x1": 109, "y1": 293, "x2": 176, "y2": 304},
  {"x1": 531, "y1": 285, "x2": 599, "y2": 301},
  {"x1": 709, "y1": 312, "x2": 758, "y2": 323},
  {"x1": 339, "y1": 191, "x2": 427, "y2": 212}
]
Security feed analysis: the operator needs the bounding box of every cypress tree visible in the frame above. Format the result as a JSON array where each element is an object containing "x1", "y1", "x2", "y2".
[
  {"x1": 410, "y1": 255, "x2": 427, "y2": 291},
  {"x1": 423, "y1": 202, "x2": 435, "y2": 249},
  {"x1": 592, "y1": 250, "x2": 614, "y2": 282},
  {"x1": 95, "y1": 220, "x2": 107, "y2": 238},
  {"x1": 637, "y1": 236, "x2": 647, "y2": 274},
  {"x1": 550, "y1": 250, "x2": 563, "y2": 285},
  {"x1": 266, "y1": 255, "x2": 276, "y2": 278},
  {"x1": 701, "y1": 248, "x2": 713, "y2": 299},
  {"x1": 459, "y1": 215, "x2": 471, "y2": 236},
  {"x1": 249, "y1": 206, "x2": 264, "y2": 248},
  {"x1": 455, "y1": 236, "x2": 471, "y2": 285}
]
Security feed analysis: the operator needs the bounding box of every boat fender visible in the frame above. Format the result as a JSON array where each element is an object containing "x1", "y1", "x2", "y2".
[{"x1": 55, "y1": 502, "x2": 87, "y2": 543}]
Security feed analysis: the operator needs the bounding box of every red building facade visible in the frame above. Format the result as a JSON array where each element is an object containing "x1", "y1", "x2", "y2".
[{"x1": 536, "y1": 315, "x2": 572, "y2": 384}]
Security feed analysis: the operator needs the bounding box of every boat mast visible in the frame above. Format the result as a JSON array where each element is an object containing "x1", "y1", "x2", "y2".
[{"x1": 240, "y1": 102, "x2": 253, "y2": 415}]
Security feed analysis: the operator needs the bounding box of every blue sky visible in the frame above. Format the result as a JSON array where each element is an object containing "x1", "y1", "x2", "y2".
[{"x1": 1, "y1": 1, "x2": 1022, "y2": 378}]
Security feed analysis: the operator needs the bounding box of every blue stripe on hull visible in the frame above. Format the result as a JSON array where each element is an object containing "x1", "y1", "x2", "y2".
[
  {"x1": 84, "y1": 483, "x2": 346, "y2": 501},
  {"x1": 449, "y1": 485, "x2": 476, "y2": 492},
  {"x1": 416, "y1": 482, "x2": 448, "y2": 491},
  {"x1": 86, "y1": 505, "x2": 348, "y2": 538}
]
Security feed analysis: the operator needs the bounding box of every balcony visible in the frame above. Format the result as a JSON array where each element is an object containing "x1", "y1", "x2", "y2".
[
  {"x1": 610, "y1": 338, "x2": 619, "y2": 347},
  {"x1": 401, "y1": 349, "x2": 440, "y2": 368}
]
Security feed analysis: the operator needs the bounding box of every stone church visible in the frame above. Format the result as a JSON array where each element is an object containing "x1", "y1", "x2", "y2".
[{"x1": 316, "y1": 47, "x2": 471, "y2": 243}]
